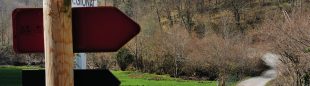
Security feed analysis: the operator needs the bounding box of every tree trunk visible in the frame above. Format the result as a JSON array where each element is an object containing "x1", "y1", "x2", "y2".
[{"x1": 219, "y1": 72, "x2": 227, "y2": 86}]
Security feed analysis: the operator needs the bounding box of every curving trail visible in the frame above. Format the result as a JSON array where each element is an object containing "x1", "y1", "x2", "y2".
[{"x1": 237, "y1": 53, "x2": 279, "y2": 86}]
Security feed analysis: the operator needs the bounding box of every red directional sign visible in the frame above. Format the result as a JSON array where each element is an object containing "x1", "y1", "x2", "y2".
[{"x1": 13, "y1": 7, "x2": 140, "y2": 53}]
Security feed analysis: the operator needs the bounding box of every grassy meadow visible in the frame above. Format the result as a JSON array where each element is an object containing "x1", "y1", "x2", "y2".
[{"x1": 0, "y1": 66, "x2": 216, "y2": 86}]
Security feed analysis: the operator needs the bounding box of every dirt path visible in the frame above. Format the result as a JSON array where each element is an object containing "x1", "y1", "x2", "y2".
[
  {"x1": 237, "y1": 70, "x2": 276, "y2": 86},
  {"x1": 236, "y1": 53, "x2": 279, "y2": 86}
]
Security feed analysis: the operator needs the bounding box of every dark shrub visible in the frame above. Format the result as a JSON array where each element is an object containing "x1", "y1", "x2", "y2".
[{"x1": 116, "y1": 48, "x2": 134, "y2": 71}]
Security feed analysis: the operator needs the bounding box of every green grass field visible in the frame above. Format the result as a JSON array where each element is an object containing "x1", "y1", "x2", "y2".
[
  {"x1": 113, "y1": 71, "x2": 216, "y2": 86},
  {"x1": 0, "y1": 66, "x2": 216, "y2": 86}
]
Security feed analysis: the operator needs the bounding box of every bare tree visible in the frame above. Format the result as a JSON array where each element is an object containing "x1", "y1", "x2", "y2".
[
  {"x1": 222, "y1": 0, "x2": 254, "y2": 34},
  {"x1": 260, "y1": 9, "x2": 310, "y2": 86}
]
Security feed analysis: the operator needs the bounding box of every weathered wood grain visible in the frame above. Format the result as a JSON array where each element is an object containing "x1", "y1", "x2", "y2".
[{"x1": 43, "y1": 0, "x2": 74, "y2": 86}]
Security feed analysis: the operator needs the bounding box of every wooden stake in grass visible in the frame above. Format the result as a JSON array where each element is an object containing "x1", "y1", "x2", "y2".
[{"x1": 43, "y1": 0, "x2": 74, "y2": 86}]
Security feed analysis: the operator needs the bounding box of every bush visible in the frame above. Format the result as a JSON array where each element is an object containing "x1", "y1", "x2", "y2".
[
  {"x1": 157, "y1": 54, "x2": 175, "y2": 75},
  {"x1": 116, "y1": 48, "x2": 134, "y2": 71}
]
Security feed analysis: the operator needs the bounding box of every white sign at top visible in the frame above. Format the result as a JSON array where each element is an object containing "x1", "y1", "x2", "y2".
[{"x1": 72, "y1": 0, "x2": 98, "y2": 7}]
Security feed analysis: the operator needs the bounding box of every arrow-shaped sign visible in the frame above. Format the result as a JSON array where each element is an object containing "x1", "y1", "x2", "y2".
[
  {"x1": 22, "y1": 70, "x2": 120, "y2": 86},
  {"x1": 12, "y1": 7, "x2": 140, "y2": 53}
]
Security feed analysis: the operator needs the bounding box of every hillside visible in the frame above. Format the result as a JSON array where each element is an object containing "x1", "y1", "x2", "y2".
[{"x1": 1, "y1": 0, "x2": 310, "y2": 86}]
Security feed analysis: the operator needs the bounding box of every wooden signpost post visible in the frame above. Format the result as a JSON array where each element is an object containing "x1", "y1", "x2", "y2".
[
  {"x1": 43, "y1": 0, "x2": 74, "y2": 86},
  {"x1": 12, "y1": 0, "x2": 140, "y2": 86}
]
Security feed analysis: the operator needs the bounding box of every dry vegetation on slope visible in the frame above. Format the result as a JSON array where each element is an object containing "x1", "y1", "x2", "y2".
[{"x1": 1, "y1": 0, "x2": 310, "y2": 85}]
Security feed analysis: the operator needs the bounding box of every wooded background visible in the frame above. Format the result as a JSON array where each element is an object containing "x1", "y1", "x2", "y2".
[{"x1": 1, "y1": 0, "x2": 310, "y2": 85}]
